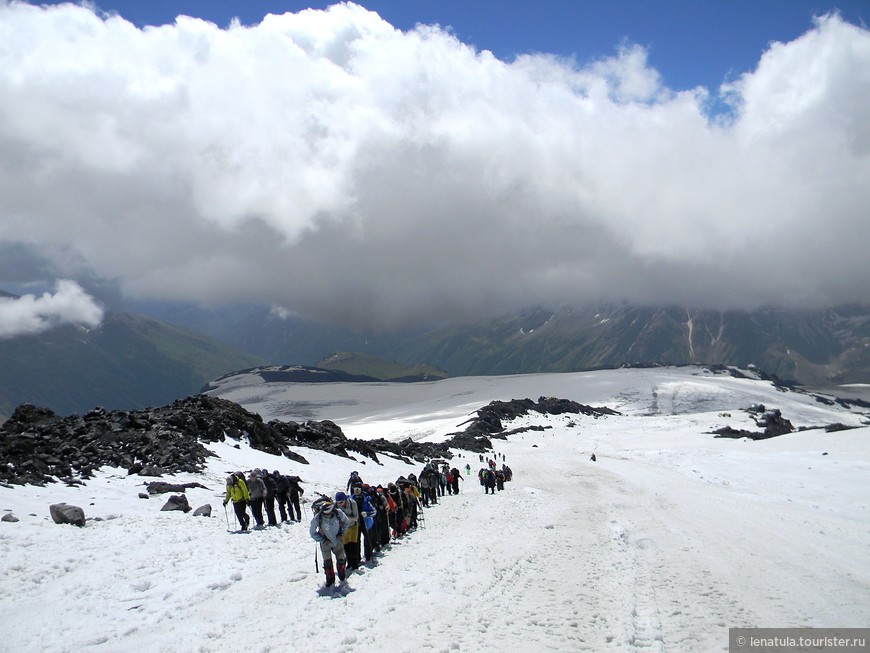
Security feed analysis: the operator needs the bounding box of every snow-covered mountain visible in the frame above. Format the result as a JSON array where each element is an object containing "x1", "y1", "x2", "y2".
[{"x1": 1, "y1": 366, "x2": 868, "y2": 652}]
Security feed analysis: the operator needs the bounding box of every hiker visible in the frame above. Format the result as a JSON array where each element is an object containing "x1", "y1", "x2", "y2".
[
  {"x1": 450, "y1": 467, "x2": 462, "y2": 494},
  {"x1": 310, "y1": 499, "x2": 350, "y2": 588},
  {"x1": 484, "y1": 468, "x2": 496, "y2": 494},
  {"x1": 502, "y1": 464, "x2": 513, "y2": 481},
  {"x1": 273, "y1": 470, "x2": 291, "y2": 522},
  {"x1": 387, "y1": 482, "x2": 404, "y2": 538},
  {"x1": 437, "y1": 466, "x2": 447, "y2": 497},
  {"x1": 223, "y1": 474, "x2": 251, "y2": 531},
  {"x1": 286, "y1": 475, "x2": 304, "y2": 521},
  {"x1": 246, "y1": 471, "x2": 266, "y2": 529},
  {"x1": 374, "y1": 485, "x2": 392, "y2": 550},
  {"x1": 590, "y1": 453, "x2": 597, "y2": 462},
  {"x1": 335, "y1": 491, "x2": 361, "y2": 570},
  {"x1": 402, "y1": 480, "x2": 420, "y2": 530},
  {"x1": 418, "y1": 469, "x2": 431, "y2": 507},
  {"x1": 465, "y1": 463, "x2": 471, "y2": 476},
  {"x1": 495, "y1": 469, "x2": 505, "y2": 491},
  {"x1": 261, "y1": 469, "x2": 278, "y2": 526},
  {"x1": 354, "y1": 484, "x2": 376, "y2": 563},
  {"x1": 346, "y1": 470, "x2": 363, "y2": 492}
]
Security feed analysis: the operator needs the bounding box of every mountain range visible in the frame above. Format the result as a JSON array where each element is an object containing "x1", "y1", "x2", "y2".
[
  {"x1": 136, "y1": 301, "x2": 870, "y2": 385},
  {"x1": 0, "y1": 311, "x2": 264, "y2": 418},
  {"x1": 3, "y1": 299, "x2": 869, "y2": 417}
]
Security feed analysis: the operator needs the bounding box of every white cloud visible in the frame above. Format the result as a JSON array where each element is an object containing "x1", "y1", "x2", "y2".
[
  {"x1": 0, "y1": 4, "x2": 868, "y2": 329},
  {"x1": 0, "y1": 279, "x2": 104, "y2": 337}
]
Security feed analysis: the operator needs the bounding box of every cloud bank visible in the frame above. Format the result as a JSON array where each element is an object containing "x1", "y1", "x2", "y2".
[
  {"x1": 0, "y1": 280, "x2": 104, "y2": 338},
  {"x1": 0, "y1": 2, "x2": 868, "y2": 329}
]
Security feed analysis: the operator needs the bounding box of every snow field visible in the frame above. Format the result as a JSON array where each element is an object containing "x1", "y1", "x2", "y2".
[{"x1": 1, "y1": 367, "x2": 868, "y2": 652}]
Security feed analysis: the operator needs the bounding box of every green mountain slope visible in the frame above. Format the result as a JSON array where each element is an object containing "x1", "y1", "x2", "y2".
[{"x1": 0, "y1": 312, "x2": 266, "y2": 417}]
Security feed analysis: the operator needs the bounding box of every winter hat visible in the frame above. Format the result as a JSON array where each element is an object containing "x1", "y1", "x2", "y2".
[{"x1": 335, "y1": 491, "x2": 347, "y2": 502}]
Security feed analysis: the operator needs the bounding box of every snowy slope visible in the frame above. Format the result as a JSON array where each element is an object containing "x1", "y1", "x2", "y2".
[{"x1": 1, "y1": 367, "x2": 868, "y2": 653}]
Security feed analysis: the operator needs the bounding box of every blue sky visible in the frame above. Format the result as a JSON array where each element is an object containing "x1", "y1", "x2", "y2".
[
  {"x1": 39, "y1": 0, "x2": 869, "y2": 91},
  {"x1": 1, "y1": 1, "x2": 869, "y2": 331}
]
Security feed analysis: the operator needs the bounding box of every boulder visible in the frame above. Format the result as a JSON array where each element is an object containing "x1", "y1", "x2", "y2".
[
  {"x1": 49, "y1": 502, "x2": 86, "y2": 527},
  {"x1": 2, "y1": 512, "x2": 19, "y2": 523},
  {"x1": 146, "y1": 481, "x2": 208, "y2": 495},
  {"x1": 193, "y1": 504, "x2": 212, "y2": 517},
  {"x1": 160, "y1": 494, "x2": 191, "y2": 513}
]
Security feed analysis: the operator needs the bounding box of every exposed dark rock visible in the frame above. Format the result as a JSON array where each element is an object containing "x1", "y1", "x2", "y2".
[
  {"x1": 824, "y1": 423, "x2": 858, "y2": 433},
  {"x1": 1, "y1": 392, "x2": 621, "y2": 485},
  {"x1": 712, "y1": 405, "x2": 795, "y2": 440},
  {"x1": 193, "y1": 504, "x2": 212, "y2": 517},
  {"x1": 0, "y1": 396, "x2": 308, "y2": 486},
  {"x1": 160, "y1": 494, "x2": 191, "y2": 512},
  {"x1": 49, "y1": 503, "x2": 85, "y2": 527},
  {"x1": 754, "y1": 408, "x2": 794, "y2": 437},
  {"x1": 146, "y1": 481, "x2": 208, "y2": 495},
  {"x1": 2, "y1": 512, "x2": 19, "y2": 522},
  {"x1": 444, "y1": 396, "x2": 619, "y2": 447}
]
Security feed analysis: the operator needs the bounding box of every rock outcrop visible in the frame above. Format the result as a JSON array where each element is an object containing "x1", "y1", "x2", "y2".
[{"x1": 1, "y1": 393, "x2": 618, "y2": 487}]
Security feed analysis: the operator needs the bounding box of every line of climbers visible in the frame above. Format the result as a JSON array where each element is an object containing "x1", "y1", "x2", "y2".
[
  {"x1": 223, "y1": 459, "x2": 515, "y2": 588},
  {"x1": 478, "y1": 461, "x2": 513, "y2": 494},
  {"x1": 309, "y1": 461, "x2": 479, "y2": 588},
  {"x1": 223, "y1": 469, "x2": 305, "y2": 532}
]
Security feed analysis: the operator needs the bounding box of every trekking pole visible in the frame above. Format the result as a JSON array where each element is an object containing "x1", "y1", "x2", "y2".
[
  {"x1": 315, "y1": 544, "x2": 320, "y2": 573},
  {"x1": 223, "y1": 503, "x2": 230, "y2": 530}
]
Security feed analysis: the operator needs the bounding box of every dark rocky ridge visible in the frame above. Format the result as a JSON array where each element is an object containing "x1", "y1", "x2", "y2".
[
  {"x1": 710, "y1": 402, "x2": 863, "y2": 440},
  {"x1": 444, "y1": 397, "x2": 621, "y2": 451},
  {"x1": 0, "y1": 393, "x2": 618, "y2": 487}
]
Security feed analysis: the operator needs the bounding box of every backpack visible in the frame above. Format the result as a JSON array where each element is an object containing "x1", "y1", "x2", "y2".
[{"x1": 311, "y1": 495, "x2": 331, "y2": 516}]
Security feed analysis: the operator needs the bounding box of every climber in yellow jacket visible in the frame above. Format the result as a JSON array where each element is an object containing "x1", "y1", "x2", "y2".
[{"x1": 223, "y1": 473, "x2": 251, "y2": 531}]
